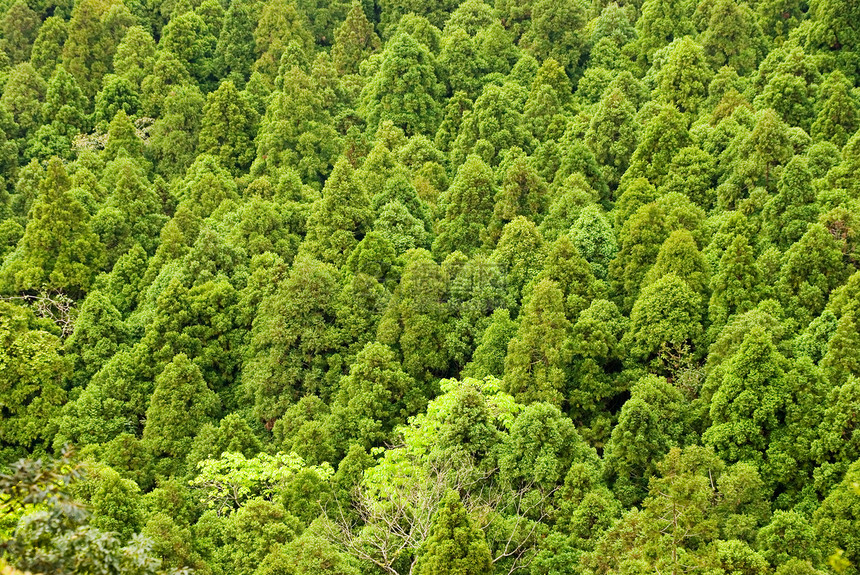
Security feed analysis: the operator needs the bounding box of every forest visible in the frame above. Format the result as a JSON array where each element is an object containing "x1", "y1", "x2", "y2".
[{"x1": 0, "y1": 0, "x2": 859, "y2": 572}]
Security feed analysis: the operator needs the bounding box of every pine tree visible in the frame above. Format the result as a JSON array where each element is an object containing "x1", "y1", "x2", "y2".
[
  {"x1": 415, "y1": 490, "x2": 493, "y2": 575},
  {"x1": 332, "y1": 2, "x2": 380, "y2": 75}
]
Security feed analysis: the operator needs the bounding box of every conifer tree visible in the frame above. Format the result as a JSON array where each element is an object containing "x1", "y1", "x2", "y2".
[
  {"x1": 142, "y1": 353, "x2": 219, "y2": 469},
  {"x1": 433, "y1": 155, "x2": 495, "y2": 257},
  {"x1": 625, "y1": 273, "x2": 703, "y2": 368},
  {"x1": 197, "y1": 80, "x2": 258, "y2": 176},
  {"x1": 30, "y1": 16, "x2": 68, "y2": 79},
  {"x1": 302, "y1": 157, "x2": 372, "y2": 267},
  {"x1": 215, "y1": 0, "x2": 259, "y2": 86},
  {"x1": 811, "y1": 70, "x2": 859, "y2": 148},
  {"x1": 415, "y1": 490, "x2": 493, "y2": 575},
  {"x1": 0, "y1": 302, "x2": 69, "y2": 455},
  {"x1": 703, "y1": 327, "x2": 786, "y2": 468},
  {"x1": 503, "y1": 278, "x2": 570, "y2": 408},
  {"x1": 708, "y1": 234, "x2": 760, "y2": 335},
  {"x1": 244, "y1": 255, "x2": 342, "y2": 422},
  {"x1": 253, "y1": 0, "x2": 314, "y2": 80},
  {"x1": 112, "y1": 25, "x2": 157, "y2": 89},
  {"x1": 0, "y1": 1, "x2": 41, "y2": 65},
  {"x1": 1, "y1": 62, "x2": 46, "y2": 140},
  {"x1": 1, "y1": 157, "x2": 105, "y2": 297},
  {"x1": 586, "y1": 88, "x2": 638, "y2": 190},
  {"x1": 62, "y1": 0, "x2": 135, "y2": 98},
  {"x1": 331, "y1": 2, "x2": 381, "y2": 75},
  {"x1": 362, "y1": 32, "x2": 441, "y2": 136},
  {"x1": 655, "y1": 36, "x2": 712, "y2": 115},
  {"x1": 377, "y1": 249, "x2": 450, "y2": 382}
]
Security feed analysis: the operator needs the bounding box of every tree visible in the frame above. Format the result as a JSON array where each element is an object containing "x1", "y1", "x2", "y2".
[
  {"x1": 0, "y1": 302, "x2": 69, "y2": 458},
  {"x1": 414, "y1": 490, "x2": 494, "y2": 575},
  {"x1": 503, "y1": 278, "x2": 570, "y2": 408},
  {"x1": 699, "y1": 0, "x2": 761, "y2": 74},
  {"x1": 329, "y1": 342, "x2": 423, "y2": 453},
  {"x1": 433, "y1": 155, "x2": 495, "y2": 257},
  {"x1": 703, "y1": 327, "x2": 786, "y2": 469},
  {"x1": 378, "y1": 249, "x2": 450, "y2": 382},
  {"x1": 805, "y1": 0, "x2": 860, "y2": 79},
  {"x1": 243, "y1": 256, "x2": 341, "y2": 422},
  {"x1": 159, "y1": 11, "x2": 217, "y2": 89},
  {"x1": 253, "y1": 0, "x2": 314, "y2": 80},
  {"x1": 635, "y1": 0, "x2": 694, "y2": 65},
  {"x1": 811, "y1": 70, "x2": 859, "y2": 148},
  {"x1": 362, "y1": 32, "x2": 441, "y2": 136},
  {"x1": 585, "y1": 88, "x2": 638, "y2": 190},
  {"x1": 0, "y1": 1, "x2": 41, "y2": 65},
  {"x1": 603, "y1": 375, "x2": 691, "y2": 506},
  {"x1": 332, "y1": 2, "x2": 380, "y2": 75},
  {"x1": 214, "y1": 0, "x2": 259, "y2": 85},
  {"x1": 520, "y1": 0, "x2": 588, "y2": 77},
  {"x1": 654, "y1": 36, "x2": 712, "y2": 115},
  {"x1": 1, "y1": 63, "x2": 46, "y2": 140},
  {"x1": 112, "y1": 25, "x2": 157, "y2": 89},
  {"x1": 625, "y1": 104, "x2": 691, "y2": 188},
  {"x1": 486, "y1": 154, "x2": 549, "y2": 247},
  {"x1": 62, "y1": 0, "x2": 135, "y2": 98},
  {"x1": 30, "y1": 16, "x2": 68, "y2": 79},
  {"x1": 625, "y1": 273, "x2": 703, "y2": 368},
  {"x1": 142, "y1": 353, "x2": 219, "y2": 471},
  {"x1": 198, "y1": 80, "x2": 259, "y2": 175},
  {"x1": 490, "y1": 216, "x2": 546, "y2": 308},
  {"x1": 641, "y1": 229, "x2": 709, "y2": 298},
  {"x1": 708, "y1": 234, "x2": 760, "y2": 334},
  {"x1": 301, "y1": 156, "x2": 372, "y2": 267},
  {"x1": 0, "y1": 157, "x2": 105, "y2": 297}
]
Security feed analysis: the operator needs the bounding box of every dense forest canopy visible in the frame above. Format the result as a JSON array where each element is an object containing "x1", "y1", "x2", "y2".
[{"x1": 0, "y1": 0, "x2": 860, "y2": 572}]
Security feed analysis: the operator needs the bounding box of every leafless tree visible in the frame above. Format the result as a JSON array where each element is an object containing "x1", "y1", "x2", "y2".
[
  {"x1": 0, "y1": 290, "x2": 77, "y2": 337},
  {"x1": 317, "y1": 452, "x2": 558, "y2": 575}
]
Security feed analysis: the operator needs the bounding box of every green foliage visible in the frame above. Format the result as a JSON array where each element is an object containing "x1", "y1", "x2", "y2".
[
  {"x1": 415, "y1": 490, "x2": 493, "y2": 575},
  {"x1": 2, "y1": 1, "x2": 859, "y2": 574}
]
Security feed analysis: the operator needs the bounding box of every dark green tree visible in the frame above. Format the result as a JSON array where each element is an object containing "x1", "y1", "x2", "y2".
[
  {"x1": 503, "y1": 278, "x2": 570, "y2": 408},
  {"x1": 362, "y1": 32, "x2": 441, "y2": 136},
  {"x1": 301, "y1": 157, "x2": 372, "y2": 267},
  {"x1": 414, "y1": 490, "x2": 493, "y2": 575},
  {"x1": 197, "y1": 80, "x2": 259, "y2": 175}
]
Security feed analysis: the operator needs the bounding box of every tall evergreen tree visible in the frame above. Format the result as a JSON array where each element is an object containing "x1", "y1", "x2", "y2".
[{"x1": 415, "y1": 490, "x2": 493, "y2": 575}]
